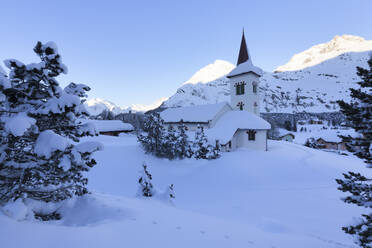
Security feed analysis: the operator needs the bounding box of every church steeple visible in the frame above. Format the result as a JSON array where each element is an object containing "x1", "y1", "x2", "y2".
[{"x1": 237, "y1": 29, "x2": 249, "y2": 66}]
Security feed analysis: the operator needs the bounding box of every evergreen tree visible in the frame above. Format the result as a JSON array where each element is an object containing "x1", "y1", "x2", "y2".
[
  {"x1": 284, "y1": 120, "x2": 292, "y2": 131},
  {"x1": 0, "y1": 42, "x2": 101, "y2": 220},
  {"x1": 175, "y1": 121, "x2": 192, "y2": 158},
  {"x1": 193, "y1": 125, "x2": 210, "y2": 159},
  {"x1": 138, "y1": 113, "x2": 166, "y2": 157},
  {"x1": 336, "y1": 54, "x2": 372, "y2": 248},
  {"x1": 163, "y1": 125, "x2": 177, "y2": 159},
  {"x1": 137, "y1": 163, "x2": 154, "y2": 197}
]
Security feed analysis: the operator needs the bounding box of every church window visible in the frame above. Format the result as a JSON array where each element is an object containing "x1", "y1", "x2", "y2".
[
  {"x1": 252, "y1": 82, "x2": 257, "y2": 94},
  {"x1": 235, "y1": 82, "x2": 246, "y2": 95},
  {"x1": 247, "y1": 130, "x2": 256, "y2": 141}
]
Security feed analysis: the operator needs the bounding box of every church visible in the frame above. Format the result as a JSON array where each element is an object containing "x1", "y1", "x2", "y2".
[{"x1": 160, "y1": 31, "x2": 271, "y2": 151}]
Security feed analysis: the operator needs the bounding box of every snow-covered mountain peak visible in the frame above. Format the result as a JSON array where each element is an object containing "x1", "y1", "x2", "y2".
[
  {"x1": 85, "y1": 97, "x2": 167, "y2": 115},
  {"x1": 275, "y1": 34, "x2": 372, "y2": 72},
  {"x1": 183, "y1": 60, "x2": 235, "y2": 85}
]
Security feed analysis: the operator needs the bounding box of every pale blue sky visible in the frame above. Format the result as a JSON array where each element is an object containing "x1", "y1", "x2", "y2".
[{"x1": 0, "y1": 0, "x2": 371, "y2": 107}]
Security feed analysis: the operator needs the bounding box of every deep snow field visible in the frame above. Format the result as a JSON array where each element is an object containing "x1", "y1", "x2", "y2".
[{"x1": 1, "y1": 134, "x2": 370, "y2": 248}]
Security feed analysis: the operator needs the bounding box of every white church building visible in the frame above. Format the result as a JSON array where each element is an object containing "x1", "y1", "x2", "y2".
[{"x1": 160, "y1": 32, "x2": 271, "y2": 151}]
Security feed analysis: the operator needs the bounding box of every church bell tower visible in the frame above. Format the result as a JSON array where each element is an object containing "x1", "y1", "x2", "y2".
[{"x1": 226, "y1": 31, "x2": 262, "y2": 115}]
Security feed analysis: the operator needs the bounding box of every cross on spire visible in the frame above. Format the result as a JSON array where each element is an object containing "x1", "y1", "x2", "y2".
[{"x1": 237, "y1": 29, "x2": 249, "y2": 66}]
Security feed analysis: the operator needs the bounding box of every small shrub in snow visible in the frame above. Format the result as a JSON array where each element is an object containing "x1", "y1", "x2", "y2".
[
  {"x1": 137, "y1": 163, "x2": 155, "y2": 197},
  {"x1": 166, "y1": 184, "x2": 176, "y2": 201},
  {"x1": 193, "y1": 125, "x2": 220, "y2": 160}
]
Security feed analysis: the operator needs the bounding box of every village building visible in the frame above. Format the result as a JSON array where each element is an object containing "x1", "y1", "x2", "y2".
[
  {"x1": 279, "y1": 133, "x2": 295, "y2": 142},
  {"x1": 82, "y1": 119, "x2": 134, "y2": 136},
  {"x1": 160, "y1": 31, "x2": 271, "y2": 151},
  {"x1": 309, "y1": 129, "x2": 359, "y2": 151}
]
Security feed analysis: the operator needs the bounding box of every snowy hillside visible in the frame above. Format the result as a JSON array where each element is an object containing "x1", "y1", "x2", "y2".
[
  {"x1": 275, "y1": 35, "x2": 372, "y2": 72},
  {"x1": 1, "y1": 135, "x2": 370, "y2": 248},
  {"x1": 85, "y1": 97, "x2": 167, "y2": 115},
  {"x1": 163, "y1": 35, "x2": 372, "y2": 113},
  {"x1": 183, "y1": 60, "x2": 235, "y2": 85}
]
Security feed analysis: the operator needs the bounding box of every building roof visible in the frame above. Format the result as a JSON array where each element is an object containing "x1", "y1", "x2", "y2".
[
  {"x1": 160, "y1": 102, "x2": 231, "y2": 123},
  {"x1": 237, "y1": 30, "x2": 249, "y2": 66},
  {"x1": 206, "y1": 110, "x2": 271, "y2": 144},
  {"x1": 227, "y1": 31, "x2": 263, "y2": 78},
  {"x1": 81, "y1": 119, "x2": 134, "y2": 132},
  {"x1": 277, "y1": 128, "x2": 295, "y2": 138},
  {"x1": 314, "y1": 129, "x2": 359, "y2": 143}
]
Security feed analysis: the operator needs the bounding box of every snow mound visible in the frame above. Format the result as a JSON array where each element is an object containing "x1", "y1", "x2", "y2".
[
  {"x1": 58, "y1": 194, "x2": 131, "y2": 226},
  {"x1": 1, "y1": 199, "x2": 29, "y2": 221}
]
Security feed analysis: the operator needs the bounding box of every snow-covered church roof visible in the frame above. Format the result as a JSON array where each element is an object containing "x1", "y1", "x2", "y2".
[
  {"x1": 160, "y1": 102, "x2": 231, "y2": 123},
  {"x1": 206, "y1": 111, "x2": 271, "y2": 144},
  {"x1": 227, "y1": 31, "x2": 263, "y2": 78}
]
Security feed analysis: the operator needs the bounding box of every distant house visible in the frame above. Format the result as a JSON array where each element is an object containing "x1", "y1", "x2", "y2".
[
  {"x1": 309, "y1": 118, "x2": 323, "y2": 125},
  {"x1": 315, "y1": 138, "x2": 346, "y2": 151},
  {"x1": 275, "y1": 128, "x2": 295, "y2": 142},
  {"x1": 312, "y1": 129, "x2": 358, "y2": 151},
  {"x1": 280, "y1": 133, "x2": 295, "y2": 142},
  {"x1": 83, "y1": 120, "x2": 134, "y2": 136}
]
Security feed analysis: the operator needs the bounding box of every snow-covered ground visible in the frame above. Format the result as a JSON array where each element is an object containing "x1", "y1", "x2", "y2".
[{"x1": 1, "y1": 134, "x2": 370, "y2": 248}]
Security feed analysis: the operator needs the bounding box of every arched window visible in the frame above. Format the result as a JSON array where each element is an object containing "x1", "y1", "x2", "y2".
[{"x1": 252, "y1": 82, "x2": 258, "y2": 94}]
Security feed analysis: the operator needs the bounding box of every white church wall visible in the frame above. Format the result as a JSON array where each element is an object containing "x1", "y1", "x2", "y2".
[{"x1": 232, "y1": 129, "x2": 267, "y2": 151}]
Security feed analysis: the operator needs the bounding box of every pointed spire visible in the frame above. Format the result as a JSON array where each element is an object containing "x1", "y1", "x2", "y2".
[{"x1": 237, "y1": 29, "x2": 249, "y2": 66}]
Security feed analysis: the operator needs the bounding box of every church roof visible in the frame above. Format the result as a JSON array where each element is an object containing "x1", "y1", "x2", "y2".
[
  {"x1": 237, "y1": 30, "x2": 249, "y2": 65},
  {"x1": 206, "y1": 111, "x2": 271, "y2": 143},
  {"x1": 160, "y1": 102, "x2": 231, "y2": 123},
  {"x1": 227, "y1": 31, "x2": 263, "y2": 78}
]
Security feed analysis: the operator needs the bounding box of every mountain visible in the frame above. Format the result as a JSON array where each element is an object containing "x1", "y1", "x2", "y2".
[
  {"x1": 183, "y1": 60, "x2": 235, "y2": 85},
  {"x1": 162, "y1": 35, "x2": 372, "y2": 113},
  {"x1": 85, "y1": 97, "x2": 167, "y2": 116},
  {"x1": 275, "y1": 35, "x2": 372, "y2": 72}
]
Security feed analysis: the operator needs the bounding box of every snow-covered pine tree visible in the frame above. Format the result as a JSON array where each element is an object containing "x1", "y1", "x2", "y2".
[
  {"x1": 138, "y1": 113, "x2": 167, "y2": 157},
  {"x1": 175, "y1": 120, "x2": 193, "y2": 158},
  {"x1": 193, "y1": 125, "x2": 210, "y2": 159},
  {"x1": 137, "y1": 162, "x2": 155, "y2": 197},
  {"x1": 206, "y1": 141, "x2": 221, "y2": 160},
  {"x1": 0, "y1": 41, "x2": 101, "y2": 220},
  {"x1": 163, "y1": 125, "x2": 177, "y2": 159},
  {"x1": 336, "y1": 54, "x2": 372, "y2": 248}
]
